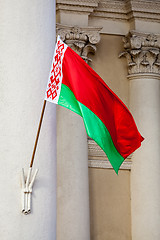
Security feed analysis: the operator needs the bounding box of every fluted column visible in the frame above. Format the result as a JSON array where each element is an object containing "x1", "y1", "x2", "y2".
[
  {"x1": 56, "y1": 25, "x2": 101, "y2": 240},
  {"x1": 120, "y1": 31, "x2": 160, "y2": 240},
  {"x1": 0, "y1": 1, "x2": 56, "y2": 239}
]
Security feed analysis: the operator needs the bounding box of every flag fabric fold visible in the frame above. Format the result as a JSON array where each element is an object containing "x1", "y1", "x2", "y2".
[{"x1": 45, "y1": 36, "x2": 143, "y2": 173}]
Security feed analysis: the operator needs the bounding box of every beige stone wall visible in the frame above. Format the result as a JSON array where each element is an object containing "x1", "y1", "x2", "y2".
[
  {"x1": 89, "y1": 169, "x2": 131, "y2": 240},
  {"x1": 89, "y1": 34, "x2": 131, "y2": 240}
]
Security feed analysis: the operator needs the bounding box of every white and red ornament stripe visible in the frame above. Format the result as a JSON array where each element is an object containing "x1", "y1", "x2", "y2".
[{"x1": 45, "y1": 36, "x2": 68, "y2": 104}]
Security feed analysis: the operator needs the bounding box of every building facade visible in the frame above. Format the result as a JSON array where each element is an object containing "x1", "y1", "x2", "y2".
[
  {"x1": 56, "y1": 1, "x2": 160, "y2": 240},
  {"x1": 0, "y1": 0, "x2": 160, "y2": 240}
]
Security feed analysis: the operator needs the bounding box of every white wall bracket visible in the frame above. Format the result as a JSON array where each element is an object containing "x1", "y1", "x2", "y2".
[{"x1": 21, "y1": 167, "x2": 38, "y2": 215}]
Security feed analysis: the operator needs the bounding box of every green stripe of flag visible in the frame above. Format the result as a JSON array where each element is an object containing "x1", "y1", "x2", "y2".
[{"x1": 58, "y1": 84, "x2": 124, "y2": 173}]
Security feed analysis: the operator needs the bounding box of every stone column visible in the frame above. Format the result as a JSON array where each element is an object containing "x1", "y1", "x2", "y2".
[
  {"x1": 120, "y1": 31, "x2": 160, "y2": 240},
  {"x1": 0, "y1": 1, "x2": 56, "y2": 239},
  {"x1": 56, "y1": 25, "x2": 101, "y2": 240}
]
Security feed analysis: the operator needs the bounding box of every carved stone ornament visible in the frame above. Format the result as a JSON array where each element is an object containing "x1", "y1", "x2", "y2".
[
  {"x1": 56, "y1": 0, "x2": 160, "y2": 23},
  {"x1": 56, "y1": 0, "x2": 99, "y2": 15},
  {"x1": 56, "y1": 23, "x2": 102, "y2": 63},
  {"x1": 119, "y1": 31, "x2": 160, "y2": 75},
  {"x1": 90, "y1": 0, "x2": 160, "y2": 23}
]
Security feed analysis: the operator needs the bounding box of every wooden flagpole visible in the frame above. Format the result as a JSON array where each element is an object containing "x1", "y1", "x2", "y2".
[
  {"x1": 30, "y1": 100, "x2": 47, "y2": 168},
  {"x1": 21, "y1": 100, "x2": 46, "y2": 214}
]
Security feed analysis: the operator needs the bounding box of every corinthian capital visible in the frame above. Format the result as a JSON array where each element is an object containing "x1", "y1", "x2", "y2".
[
  {"x1": 56, "y1": 23, "x2": 102, "y2": 63},
  {"x1": 119, "y1": 31, "x2": 160, "y2": 75}
]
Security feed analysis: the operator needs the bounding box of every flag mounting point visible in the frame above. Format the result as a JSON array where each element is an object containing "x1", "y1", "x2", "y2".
[{"x1": 21, "y1": 167, "x2": 38, "y2": 215}]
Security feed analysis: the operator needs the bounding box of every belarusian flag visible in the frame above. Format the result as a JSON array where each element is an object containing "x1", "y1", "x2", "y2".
[{"x1": 45, "y1": 36, "x2": 143, "y2": 173}]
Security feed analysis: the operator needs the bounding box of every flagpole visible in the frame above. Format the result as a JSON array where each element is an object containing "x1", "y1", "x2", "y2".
[{"x1": 30, "y1": 100, "x2": 47, "y2": 168}]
